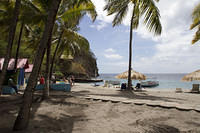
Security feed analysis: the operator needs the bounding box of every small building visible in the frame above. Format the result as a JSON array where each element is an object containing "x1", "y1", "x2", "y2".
[{"x1": 0, "y1": 58, "x2": 30, "y2": 87}]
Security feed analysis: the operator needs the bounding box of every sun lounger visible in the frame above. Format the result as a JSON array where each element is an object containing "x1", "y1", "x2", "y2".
[
  {"x1": 175, "y1": 88, "x2": 182, "y2": 93},
  {"x1": 191, "y1": 84, "x2": 200, "y2": 93},
  {"x1": 35, "y1": 83, "x2": 71, "y2": 92},
  {"x1": 51, "y1": 83, "x2": 71, "y2": 92},
  {"x1": 104, "y1": 80, "x2": 120, "y2": 88},
  {"x1": 35, "y1": 84, "x2": 45, "y2": 90}
]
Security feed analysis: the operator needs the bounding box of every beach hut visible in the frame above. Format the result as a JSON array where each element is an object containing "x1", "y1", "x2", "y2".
[
  {"x1": 182, "y1": 70, "x2": 200, "y2": 93},
  {"x1": 25, "y1": 64, "x2": 33, "y2": 82},
  {"x1": 0, "y1": 58, "x2": 29, "y2": 87},
  {"x1": 0, "y1": 58, "x2": 29, "y2": 70},
  {"x1": 115, "y1": 69, "x2": 146, "y2": 80}
]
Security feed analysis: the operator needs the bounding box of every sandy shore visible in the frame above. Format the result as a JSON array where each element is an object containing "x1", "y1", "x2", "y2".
[{"x1": 0, "y1": 83, "x2": 200, "y2": 133}]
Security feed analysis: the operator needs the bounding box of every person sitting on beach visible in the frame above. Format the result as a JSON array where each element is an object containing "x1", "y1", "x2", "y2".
[
  {"x1": 51, "y1": 75, "x2": 56, "y2": 84},
  {"x1": 63, "y1": 77, "x2": 68, "y2": 83},
  {"x1": 68, "y1": 77, "x2": 72, "y2": 87},
  {"x1": 135, "y1": 83, "x2": 141, "y2": 90},
  {"x1": 121, "y1": 83, "x2": 127, "y2": 90},
  {"x1": 71, "y1": 75, "x2": 75, "y2": 86},
  {"x1": 8, "y1": 77, "x2": 18, "y2": 94}
]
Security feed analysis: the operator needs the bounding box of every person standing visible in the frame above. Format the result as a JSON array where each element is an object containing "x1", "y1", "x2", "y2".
[
  {"x1": 8, "y1": 77, "x2": 18, "y2": 94},
  {"x1": 39, "y1": 75, "x2": 45, "y2": 84}
]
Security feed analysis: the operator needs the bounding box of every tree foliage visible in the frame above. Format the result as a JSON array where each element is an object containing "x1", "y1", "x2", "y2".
[{"x1": 191, "y1": 3, "x2": 200, "y2": 44}]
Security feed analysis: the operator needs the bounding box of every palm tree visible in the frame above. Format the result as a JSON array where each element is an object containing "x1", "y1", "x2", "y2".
[
  {"x1": 26, "y1": 0, "x2": 96, "y2": 99},
  {"x1": 0, "y1": 0, "x2": 45, "y2": 71},
  {"x1": 49, "y1": 1, "x2": 97, "y2": 80},
  {"x1": 13, "y1": 0, "x2": 62, "y2": 130},
  {"x1": 0, "y1": 0, "x2": 21, "y2": 94},
  {"x1": 190, "y1": 2, "x2": 200, "y2": 44},
  {"x1": 104, "y1": 0, "x2": 162, "y2": 90},
  {"x1": 14, "y1": 22, "x2": 24, "y2": 69}
]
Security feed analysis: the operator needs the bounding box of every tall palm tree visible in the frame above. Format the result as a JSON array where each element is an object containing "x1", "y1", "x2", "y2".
[
  {"x1": 27, "y1": 0, "x2": 96, "y2": 99},
  {"x1": 0, "y1": 0, "x2": 21, "y2": 94},
  {"x1": 49, "y1": 1, "x2": 97, "y2": 79},
  {"x1": 13, "y1": 0, "x2": 62, "y2": 130},
  {"x1": 104, "y1": 0, "x2": 162, "y2": 90},
  {"x1": 191, "y1": 2, "x2": 200, "y2": 44},
  {"x1": 0, "y1": 0, "x2": 44, "y2": 70}
]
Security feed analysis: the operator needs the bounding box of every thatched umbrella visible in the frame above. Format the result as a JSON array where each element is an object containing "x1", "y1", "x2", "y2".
[
  {"x1": 115, "y1": 69, "x2": 146, "y2": 80},
  {"x1": 182, "y1": 69, "x2": 200, "y2": 81}
]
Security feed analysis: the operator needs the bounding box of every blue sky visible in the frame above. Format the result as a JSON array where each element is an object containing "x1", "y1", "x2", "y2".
[{"x1": 79, "y1": 0, "x2": 200, "y2": 74}]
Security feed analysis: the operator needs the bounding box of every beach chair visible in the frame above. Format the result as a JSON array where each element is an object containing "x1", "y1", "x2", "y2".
[
  {"x1": 51, "y1": 83, "x2": 71, "y2": 92},
  {"x1": 175, "y1": 88, "x2": 182, "y2": 93},
  {"x1": 191, "y1": 84, "x2": 200, "y2": 93},
  {"x1": 103, "y1": 81, "x2": 109, "y2": 87},
  {"x1": 121, "y1": 83, "x2": 127, "y2": 90}
]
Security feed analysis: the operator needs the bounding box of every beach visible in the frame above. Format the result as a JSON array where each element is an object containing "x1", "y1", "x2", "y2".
[{"x1": 1, "y1": 83, "x2": 200, "y2": 133}]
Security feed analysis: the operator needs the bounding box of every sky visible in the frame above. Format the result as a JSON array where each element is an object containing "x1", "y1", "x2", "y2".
[{"x1": 78, "y1": 0, "x2": 200, "y2": 74}]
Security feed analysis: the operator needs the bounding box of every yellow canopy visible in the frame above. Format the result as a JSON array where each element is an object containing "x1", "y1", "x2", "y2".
[
  {"x1": 115, "y1": 69, "x2": 146, "y2": 80},
  {"x1": 182, "y1": 69, "x2": 200, "y2": 81}
]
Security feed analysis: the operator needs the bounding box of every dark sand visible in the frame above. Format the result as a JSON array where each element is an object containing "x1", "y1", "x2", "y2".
[{"x1": 0, "y1": 91, "x2": 200, "y2": 133}]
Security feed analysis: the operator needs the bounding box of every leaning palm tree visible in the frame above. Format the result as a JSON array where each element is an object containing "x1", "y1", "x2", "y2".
[
  {"x1": 0, "y1": 0, "x2": 21, "y2": 94},
  {"x1": 190, "y1": 2, "x2": 200, "y2": 44},
  {"x1": 13, "y1": 0, "x2": 62, "y2": 130},
  {"x1": 104, "y1": 0, "x2": 162, "y2": 90}
]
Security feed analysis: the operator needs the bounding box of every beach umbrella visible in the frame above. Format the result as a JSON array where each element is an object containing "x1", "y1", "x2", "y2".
[
  {"x1": 182, "y1": 69, "x2": 200, "y2": 81},
  {"x1": 115, "y1": 69, "x2": 146, "y2": 80}
]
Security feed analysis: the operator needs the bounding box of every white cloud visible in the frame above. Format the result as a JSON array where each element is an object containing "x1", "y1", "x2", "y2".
[
  {"x1": 91, "y1": 0, "x2": 114, "y2": 23},
  {"x1": 103, "y1": 48, "x2": 123, "y2": 60},
  {"x1": 90, "y1": 21, "x2": 108, "y2": 31},
  {"x1": 92, "y1": 0, "x2": 200, "y2": 73},
  {"x1": 105, "y1": 48, "x2": 115, "y2": 53},
  {"x1": 104, "y1": 54, "x2": 123, "y2": 60}
]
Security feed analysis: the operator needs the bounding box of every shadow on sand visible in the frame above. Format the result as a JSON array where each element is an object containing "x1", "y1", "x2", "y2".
[
  {"x1": 0, "y1": 92, "x2": 87, "y2": 133},
  {"x1": 71, "y1": 90, "x2": 184, "y2": 102}
]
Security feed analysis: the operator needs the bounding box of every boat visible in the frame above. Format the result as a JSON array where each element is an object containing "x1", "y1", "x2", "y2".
[
  {"x1": 74, "y1": 78, "x2": 103, "y2": 83},
  {"x1": 140, "y1": 81, "x2": 159, "y2": 87}
]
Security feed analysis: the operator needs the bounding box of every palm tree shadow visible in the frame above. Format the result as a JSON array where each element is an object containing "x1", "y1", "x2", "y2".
[
  {"x1": 0, "y1": 92, "x2": 88, "y2": 133},
  {"x1": 27, "y1": 113, "x2": 86, "y2": 133},
  {"x1": 0, "y1": 95, "x2": 23, "y2": 133},
  {"x1": 72, "y1": 90, "x2": 184, "y2": 102}
]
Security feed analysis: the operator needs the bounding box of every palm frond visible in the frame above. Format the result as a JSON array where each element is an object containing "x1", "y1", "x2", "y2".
[
  {"x1": 104, "y1": 0, "x2": 130, "y2": 26},
  {"x1": 190, "y1": 3, "x2": 200, "y2": 29},
  {"x1": 60, "y1": 2, "x2": 97, "y2": 23},
  {"x1": 140, "y1": 0, "x2": 162, "y2": 35},
  {"x1": 192, "y1": 26, "x2": 200, "y2": 44},
  {"x1": 63, "y1": 29, "x2": 89, "y2": 51},
  {"x1": 132, "y1": 1, "x2": 140, "y2": 29}
]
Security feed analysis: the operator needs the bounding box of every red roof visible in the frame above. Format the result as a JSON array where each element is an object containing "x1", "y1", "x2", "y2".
[
  {"x1": 25, "y1": 64, "x2": 33, "y2": 73},
  {"x1": 0, "y1": 58, "x2": 29, "y2": 70}
]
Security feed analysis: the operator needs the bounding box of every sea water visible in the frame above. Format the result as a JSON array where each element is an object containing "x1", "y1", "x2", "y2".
[{"x1": 98, "y1": 73, "x2": 199, "y2": 90}]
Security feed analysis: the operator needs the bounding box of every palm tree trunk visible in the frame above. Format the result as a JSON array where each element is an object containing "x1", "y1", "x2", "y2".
[
  {"x1": 127, "y1": 13, "x2": 134, "y2": 90},
  {"x1": 43, "y1": 38, "x2": 51, "y2": 99},
  {"x1": 0, "y1": 0, "x2": 21, "y2": 95},
  {"x1": 49, "y1": 30, "x2": 63, "y2": 80},
  {"x1": 14, "y1": 22, "x2": 24, "y2": 70},
  {"x1": 13, "y1": 0, "x2": 61, "y2": 130}
]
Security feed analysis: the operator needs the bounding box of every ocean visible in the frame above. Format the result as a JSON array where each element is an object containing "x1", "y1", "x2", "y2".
[{"x1": 98, "y1": 73, "x2": 199, "y2": 90}]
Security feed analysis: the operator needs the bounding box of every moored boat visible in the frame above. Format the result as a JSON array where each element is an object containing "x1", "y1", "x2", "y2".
[
  {"x1": 141, "y1": 81, "x2": 159, "y2": 87},
  {"x1": 74, "y1": 78, "x2": 103, "y2": 83}
]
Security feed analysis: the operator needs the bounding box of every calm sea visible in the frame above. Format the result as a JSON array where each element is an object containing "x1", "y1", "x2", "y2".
[{"x1": 97, "y1": 73, "x2": 199, "y2": 90}]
